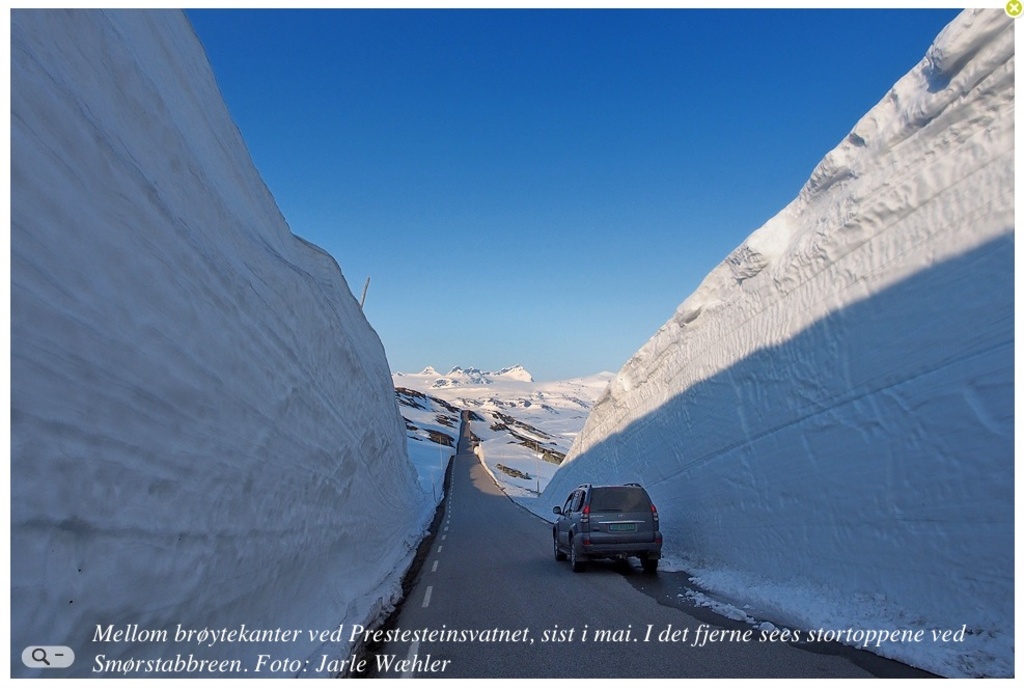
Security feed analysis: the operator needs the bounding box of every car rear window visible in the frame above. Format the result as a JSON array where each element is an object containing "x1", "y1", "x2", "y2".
[{"x1": 589, "y1": 487, "x2": 650, "y2": 512}]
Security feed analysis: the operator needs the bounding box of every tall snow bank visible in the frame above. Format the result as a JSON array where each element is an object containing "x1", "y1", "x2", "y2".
[
  {"x1": 543, "y1": 9, "x2": 1013, "y2": 678},
  {"x1": 11, "y1": 9, "x2": 430, "y2": 677}
]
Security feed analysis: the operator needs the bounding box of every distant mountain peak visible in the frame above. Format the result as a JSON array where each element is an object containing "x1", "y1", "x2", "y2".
[
  {"x1": 444, "y1": 366, "x2": 490, "y2": 385},
  {"x1": 492, "y1": 365, "x2": 534, "y2": 383}
]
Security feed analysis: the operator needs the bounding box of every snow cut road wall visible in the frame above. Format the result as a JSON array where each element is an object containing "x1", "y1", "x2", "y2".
[
  {"x1": 12, "y1": 9, "x2": 430, "y2": 677},
  {"x1": 543, "y1": 9, "x2": 1013, "y2": 678}
]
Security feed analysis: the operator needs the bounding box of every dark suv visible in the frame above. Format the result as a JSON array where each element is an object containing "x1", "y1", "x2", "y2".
[{"x1": 552, "y1": 483, "x2": 662, "y2": 573}]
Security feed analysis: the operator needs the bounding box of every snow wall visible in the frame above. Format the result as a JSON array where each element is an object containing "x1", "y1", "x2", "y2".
[
  {"x1": 11, "y1": 9, "x2": 431, "y2": 677},
  {"x1": 542, "y1": 9, "x2": 1013, "y2": 678}
]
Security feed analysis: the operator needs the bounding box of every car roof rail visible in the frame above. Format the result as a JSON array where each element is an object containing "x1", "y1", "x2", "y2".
[{"x1": 624, "y1": 482, "x2": 641, "y2": 487}]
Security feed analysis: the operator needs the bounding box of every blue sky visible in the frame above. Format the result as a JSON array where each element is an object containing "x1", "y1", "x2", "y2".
[{"x1": 186, "y1": 7, "x2": 962, "y2": 381}]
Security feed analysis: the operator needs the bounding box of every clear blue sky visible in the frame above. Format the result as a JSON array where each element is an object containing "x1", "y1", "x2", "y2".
[{"x1": 185, "y1": 7, "x2": 962, "y2": 382}]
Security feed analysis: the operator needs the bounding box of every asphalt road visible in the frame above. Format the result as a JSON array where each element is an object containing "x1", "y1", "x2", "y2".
[{"x1": 366, "y1": 416, "x2": 933, "y2": 678}]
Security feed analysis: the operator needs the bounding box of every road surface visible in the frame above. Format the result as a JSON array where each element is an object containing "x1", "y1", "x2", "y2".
[{"x1": 365, "y1": 415, "x2": 932, "y2": 678}]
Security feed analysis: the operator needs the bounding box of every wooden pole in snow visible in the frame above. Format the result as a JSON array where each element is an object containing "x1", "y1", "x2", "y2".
[{"x1": 360, "y1": 276, "x2": 371, "y2": 308}]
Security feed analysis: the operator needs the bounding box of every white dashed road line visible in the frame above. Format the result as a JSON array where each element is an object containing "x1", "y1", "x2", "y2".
[{"x1": 401, "y1": 640, "x2": 420, "y2": 679}]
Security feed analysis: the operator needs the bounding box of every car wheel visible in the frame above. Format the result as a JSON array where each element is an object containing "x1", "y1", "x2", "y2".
[
  {"x1": 570, "y1": 537, "x2": 585, "y2": 573},
  {"x1": 553, "y1": 532, "x2": 567, "y2": 561},
  {"x1": 641, "y1": 556, "x2": 658, "y2": 574}
]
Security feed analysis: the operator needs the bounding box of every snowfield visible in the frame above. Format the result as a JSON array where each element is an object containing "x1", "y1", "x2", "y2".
[
  {"x1": 540, "y1": 9, "x2": 1013, "y2": 679},
  {"x1": 394, "y1": 385, "x2": 462, "y2": 503},
  {"x1": 11, "y1": 9, "x2": 432, "y2": 677},
  {"x1": 394, "y1": 367, "x2": 612, "y2": 498}
]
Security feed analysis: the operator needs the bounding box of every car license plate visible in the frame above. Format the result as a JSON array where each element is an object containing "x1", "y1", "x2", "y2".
[{"x1": 608, "y1": 523, "x2": 636, "y2": 532}]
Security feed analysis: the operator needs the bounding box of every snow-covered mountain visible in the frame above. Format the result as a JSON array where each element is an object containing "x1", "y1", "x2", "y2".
[
  {"x1": 541, "y1": 9, "x2": 1013, "y2": 679},
  {"x1": 396, "y1": 364, "x2": 535, "y2": 387},
  {"x1": 11, "y1": 10, "x2": 431, "y2": 678}
]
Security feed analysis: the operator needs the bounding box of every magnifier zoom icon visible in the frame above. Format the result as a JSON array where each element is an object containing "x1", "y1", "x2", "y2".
[{"x1": 22, "y1": 645, "x2": 73, "y2": 669}]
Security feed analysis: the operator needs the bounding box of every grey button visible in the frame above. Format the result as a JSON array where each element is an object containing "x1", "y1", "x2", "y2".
[{"x1": 22, "y1": 646, "x2": 75, "y2": 669}]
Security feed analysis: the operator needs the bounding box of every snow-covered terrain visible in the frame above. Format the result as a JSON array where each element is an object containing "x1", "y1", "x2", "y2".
[
  {"x1": 394, "y1": 367, "x2": 612, "y2": 497},
  {"x1": 395, "y1": 386, "x2": 462, "y2": 503},
  {"x1": 540, "y1": 9, "x2": 1013, "y2": 679},
  {"x1": 11, "y1": 9, "x2": 432, "y2": 678}
]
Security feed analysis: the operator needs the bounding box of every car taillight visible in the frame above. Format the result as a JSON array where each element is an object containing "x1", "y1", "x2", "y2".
[
  {"x1": 651, "y1": 503, "x2": 659, "y2": 522},
  {"x1": 582, "y1": 503, "x2": 590, "y2": 527}
]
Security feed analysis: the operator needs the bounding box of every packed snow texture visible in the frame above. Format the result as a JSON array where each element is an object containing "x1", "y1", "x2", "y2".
[
  {"x1": 541, "y1": 9, "x2": 1013, "y2": 678},
  {"x1": 11, "y1": 9, "x2": 431, "y2": 677}
]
